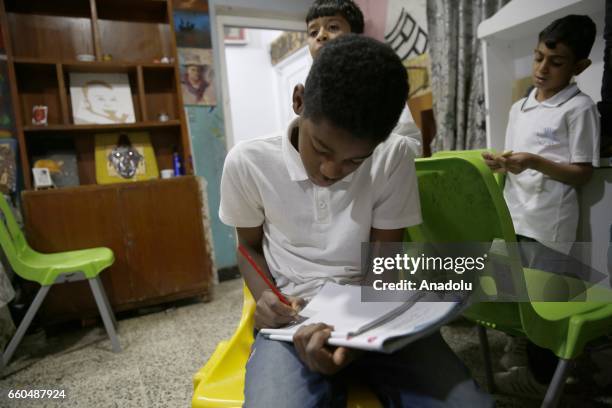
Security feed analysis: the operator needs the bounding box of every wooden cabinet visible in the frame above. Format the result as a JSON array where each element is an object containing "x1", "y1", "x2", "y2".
[
  {"x1": 22, "y1": 176, "x2": 213, "y2": 323},
  {"x1": 0, "y1": 0, "x2": 215, "y2": 321}
]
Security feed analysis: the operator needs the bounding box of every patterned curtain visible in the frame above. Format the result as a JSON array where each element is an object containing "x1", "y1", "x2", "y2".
[{"x1": 427, "y1": 0, "x2": 510, "y2": 151}]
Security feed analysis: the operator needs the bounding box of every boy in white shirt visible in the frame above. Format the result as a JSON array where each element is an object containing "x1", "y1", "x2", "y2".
[
  {"x1": 221, "y1": 34, "x2": 492, "y2": 407},
  {"x1": 483, "y1": 14, "x2": 599, "y2": 397}
]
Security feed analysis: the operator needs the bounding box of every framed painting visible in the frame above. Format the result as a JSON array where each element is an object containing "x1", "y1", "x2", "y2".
[
  {"x1": 69, "y1": 73, "x2": 136, "y2": 125},
  {"x1": 174, "y1": 11, "x2": 212, "y2": 48},
  {"x1": 95, "y1": 132, "x2": 159, "y2": 184},
  {"x1": 178, "y1": 47, "x2": 216, "y2": 106},
  {"x1": 224, "y1": 27, "x2": 247, "y2": 45}
]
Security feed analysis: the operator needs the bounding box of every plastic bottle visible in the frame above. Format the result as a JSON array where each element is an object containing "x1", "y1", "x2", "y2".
[{"x1": 173, "y1": 151, "x2": 182, "y2": 176}]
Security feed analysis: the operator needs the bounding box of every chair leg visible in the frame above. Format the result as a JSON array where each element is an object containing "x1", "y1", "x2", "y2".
[
  {"x1": 88, "y1": 277, "x2": 121, "y2": 353},
  {"x1": 96, "y1": 277, "x2": 117, "y2": 331},
  {"x1": 2, "y1": 286, "x2": 50, "y2": 367},
  {"x1": 477, "y1": 325, "x2": 496, "y2": 393},
  {"x1": 541, "y1": 358, "x2": 571, "y2": 408}
]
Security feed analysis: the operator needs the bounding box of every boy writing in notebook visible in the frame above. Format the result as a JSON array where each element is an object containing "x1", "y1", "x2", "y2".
[
  {"x1": 305, "y1": 0, "x2": 423, "y2": 155},
  {"x1": 482, "y1": 15, "x2": 599, "y2": 396},
  {"x1": 220, "y1": 34, "x2": 492, "y2": 407}
]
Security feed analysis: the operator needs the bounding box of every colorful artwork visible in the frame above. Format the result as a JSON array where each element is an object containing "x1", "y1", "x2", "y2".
[
  {"x1": 69, "y1": 73, "x2": 136, "y2": 125},
  {"x1": 224, "y1": 27, "x2": 248, "y2": 45},
  {"x1": 178, "y1": 47, "x2": 216, "y2": 106},
  {"x1": 32, "y1": 151, "x2": 79, "y2": 188},
  {"x1": 95, "y1": 132, "x2": 159, "y2": 184},
  {"x1": 174, "y1": 11, "x2": 212, "y2": 48},
  {"x1": 0, "y1": 138, "x2": 17, "y2": 194}
]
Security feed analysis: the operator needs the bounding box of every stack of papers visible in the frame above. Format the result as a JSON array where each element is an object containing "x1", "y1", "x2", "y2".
[{"x1": 261, "y1": 282, "x2": 461, "y2": 353}]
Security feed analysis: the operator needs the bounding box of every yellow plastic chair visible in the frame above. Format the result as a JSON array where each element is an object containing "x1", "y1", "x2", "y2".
[
  {"x1": 192, "y1": 284, "x2": 381, "y2": 408},
  {"x1": 0, "y1": 193, "x2": 120, "y2": 367},
  {"x1": 407, "y1": 152, "x2": 612, "y2": 408}
]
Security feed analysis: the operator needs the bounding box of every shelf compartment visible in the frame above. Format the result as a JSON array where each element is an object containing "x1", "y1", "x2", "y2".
[
  {"x1": 97, "y1": 19, "x2": 172, "y2": 63},
  {"x1": 24, "y1": 124, "x2": 183, "y2": 186},
  {"x1": 4, "y1": 0, "x2": 91, "y2": 18},
  {"x1": 14, "y1": 62, "x2": 63, "y2": 126},
  {"x1": 7, "y1": 12, "x2": 94, "y2": 60},
  {"x1": 63, "y1": 67, "x2": 143, "y2": 124},
  {"x1": 142, "y1": 66, "x2": 179, "y2": 122},
  {"x1": 95, "y1": 0, "x2": 168, "y2": 23}
]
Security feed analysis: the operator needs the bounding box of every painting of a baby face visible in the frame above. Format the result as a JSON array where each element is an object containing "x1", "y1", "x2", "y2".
[
  {"x1": 70, "y1": 73, "x2": 136, "y2": 125},
  {"x1": 87, "y1": 85, "x2": 119, "y2": 114}
]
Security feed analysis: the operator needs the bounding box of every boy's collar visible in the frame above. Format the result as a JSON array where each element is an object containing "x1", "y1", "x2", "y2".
[
  {"x1": 281, "y1": 118, "x2": 354, "y2": 184},
  {"x1": 521, "y1": 83, "x2": 580, "y2": 111}
]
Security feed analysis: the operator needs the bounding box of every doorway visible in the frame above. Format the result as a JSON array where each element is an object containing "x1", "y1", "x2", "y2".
[{"x1": 215, "y1": 16, "x2": 311, "y2": 148}]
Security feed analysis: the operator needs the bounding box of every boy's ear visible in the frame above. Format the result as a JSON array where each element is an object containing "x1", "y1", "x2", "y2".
[
  {"x1": 292, "y1": 84, "x2": 305, "y2": 115},
  {"x1": 574, "y1": 58, "x2": 591, "y2": 76}
]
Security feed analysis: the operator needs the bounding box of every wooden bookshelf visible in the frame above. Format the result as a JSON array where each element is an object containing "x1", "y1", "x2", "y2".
[
  {"x1": 0, "y1": 0, "x2": 213, "y2": 322},
  {"x1": 1, "y1": 0, "x2": 191, "y2": 189}
]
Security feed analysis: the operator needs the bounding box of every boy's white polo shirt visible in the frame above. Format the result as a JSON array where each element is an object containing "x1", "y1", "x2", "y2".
[
  {"x1": 220, "y1": 121, "x2": 421, "y2": 299},
  {"x1": 503, "y1": 83, "x2": 600, "y2": 253}
]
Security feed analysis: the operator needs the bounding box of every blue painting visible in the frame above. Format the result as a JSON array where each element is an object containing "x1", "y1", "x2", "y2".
[
  {"x1": 173, "y1": 11, "x2": 212, "y2": 48},
  {"x1": 186, "y1": 105, "x2": 236, "y2": 269}
]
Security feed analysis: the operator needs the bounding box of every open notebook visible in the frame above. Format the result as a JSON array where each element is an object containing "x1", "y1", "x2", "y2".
[{"x1": 260, "y1": 282, "x2": 462, "y2": 353}]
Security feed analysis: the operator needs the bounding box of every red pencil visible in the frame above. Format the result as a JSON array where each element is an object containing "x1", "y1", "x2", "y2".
[{"x1": 237, "y1": 244, "x2": 291, "y2": 306}]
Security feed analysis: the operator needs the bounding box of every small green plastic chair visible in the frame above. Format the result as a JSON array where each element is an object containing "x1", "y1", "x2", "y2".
[
  {"x1": 0, "y1": 193, "x2": 120, "y2": 367},
  {"x1": 192, "y1": 283, "x2": 382, "y2": 408},
  {"x1": 406, "y1": 152, "x2": 612, "y2": 408}
]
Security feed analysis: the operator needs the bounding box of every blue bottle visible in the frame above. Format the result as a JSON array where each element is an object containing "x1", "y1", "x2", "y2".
[{"x1": 173, "y1": 152, "x2": 182, "y2": 176}]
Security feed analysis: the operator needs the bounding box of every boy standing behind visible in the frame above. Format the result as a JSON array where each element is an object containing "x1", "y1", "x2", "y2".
[
  {"x1": 483, "y1": 15, "x2": 599, "y2": 395},
  {"x1": 305, "y1": 0, "x2": 423, "y2": 155},
  {"x1": 221, "y1": 34, "x2": 492, "y2": 407}
]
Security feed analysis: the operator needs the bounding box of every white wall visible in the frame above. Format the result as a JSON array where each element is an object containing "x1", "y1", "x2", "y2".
[{"x1": 225, "y1": 29, "x2": 284, "y2": 145}]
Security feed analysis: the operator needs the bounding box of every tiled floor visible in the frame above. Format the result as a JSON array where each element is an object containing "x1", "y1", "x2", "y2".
[{"x1": 0, "y1": 279, "x2": 610, "y2": 407}]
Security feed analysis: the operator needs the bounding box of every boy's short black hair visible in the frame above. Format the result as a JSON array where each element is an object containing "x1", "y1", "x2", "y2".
[
  {"x1": 538, "y1": 14, "x2": 596, "y2": 61},
  {"x1": 303, "y1": 34, "x2": 408, "y2": 144},
  {"x1": 306, "y1": 0, "x2": 364, "y2": 34}
]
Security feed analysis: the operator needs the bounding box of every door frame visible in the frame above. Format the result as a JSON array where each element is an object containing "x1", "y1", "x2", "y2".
[{"x1": 214, "y1": 15, "x2": 304, "y2": 149}]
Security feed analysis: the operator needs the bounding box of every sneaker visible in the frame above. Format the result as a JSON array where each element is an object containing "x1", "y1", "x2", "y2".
[
  {"x1": 500, "y1": 336, "x2": 528, "y2": 370},
  {"x1": 494, "y1": 366, "x2": 547, "y2": 399}
]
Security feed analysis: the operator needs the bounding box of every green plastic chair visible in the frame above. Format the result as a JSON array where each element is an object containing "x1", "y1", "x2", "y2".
[
  {"x1": 0, "y1": 193, "x2": 120, "y2": 367},
  {"x1": 406, "y1": 152, "x2": 612, "y2": 408}
]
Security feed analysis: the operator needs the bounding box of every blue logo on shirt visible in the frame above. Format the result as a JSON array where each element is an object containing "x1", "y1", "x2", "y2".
[{"x1": 536, "y1": 127, "x2": 558, "y2": 146}]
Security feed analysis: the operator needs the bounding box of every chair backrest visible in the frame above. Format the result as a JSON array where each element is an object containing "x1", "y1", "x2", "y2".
[
  {"x1": 0, "y1": 194, "x2": 29, "y2": 269},
  {"x1": 409, "y1": 153, "x2": 612, "y2": 359},
  {"x1": 407, "y1": 153, "x2": 527, "y2": 301},
  {"x1": 409, "y1": 153, "x2": 515, "y2": 243}
]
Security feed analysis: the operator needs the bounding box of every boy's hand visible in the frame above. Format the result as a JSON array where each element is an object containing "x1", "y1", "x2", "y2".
[
  {"x1": 254, "y1": 290, "x2": 305, "y2": 329},
  {"x1": 293, "y1": 323, "x2": 362, "y2": 375},
  {"x1": 498, "y1": 152, "x2": 535, "y2": 174},
  {"x1": 482, "y1": 152, "x2": 512, "y2": 173}
]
